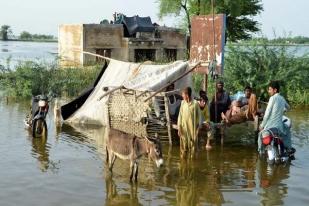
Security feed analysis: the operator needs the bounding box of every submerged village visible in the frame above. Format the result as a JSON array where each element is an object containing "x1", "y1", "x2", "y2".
[{"x1": 0, "y1": 0, "x2": 309, "y2": 205}]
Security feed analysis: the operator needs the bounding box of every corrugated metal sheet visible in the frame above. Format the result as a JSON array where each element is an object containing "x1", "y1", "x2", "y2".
[{"x1": 190, "y1": 14, "x2": 226, "y2": 74}]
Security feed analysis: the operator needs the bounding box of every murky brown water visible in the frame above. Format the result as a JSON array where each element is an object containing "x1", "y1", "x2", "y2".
[{"x1": 1, "y1": 100, "x2": 308, "y2": 206}]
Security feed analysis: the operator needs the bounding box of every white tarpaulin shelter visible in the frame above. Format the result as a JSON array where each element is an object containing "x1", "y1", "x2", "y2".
[{"x1": 64, "y1": 59, "x2": 191, "y2": 126}]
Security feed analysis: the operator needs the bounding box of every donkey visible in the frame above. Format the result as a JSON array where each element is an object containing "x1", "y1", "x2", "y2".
[{"x1": 106, "y1": 129, "x2": 164, "y2": 182}]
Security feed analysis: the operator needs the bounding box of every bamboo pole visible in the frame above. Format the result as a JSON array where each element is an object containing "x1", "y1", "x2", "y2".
[
  {"x1": 97, "y1": 86, "x2": 124, "y2": 101},
  {"x1": 135, "y1": 90, "x2": 149, "y2": 99},
  {"x1": 143, "y1": 61, "x2": 201, "y2": 102},
  {"x1": 164, "y1": 95, "x2": 173, "y2": 145},
  {"x1": 83, "y1": 51, "x2": 113, "y2": 61}
]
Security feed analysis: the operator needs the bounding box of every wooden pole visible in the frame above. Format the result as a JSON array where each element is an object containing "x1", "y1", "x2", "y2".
[
  {"x1": 204, "y1": 74, "x2": 208, "y2": 93},
  {"x1": 164, "y1": 95, "x2": 173, "y2": 145},
  {"x1": 143, "y1": 61, "x2": 201, "y2": 102},
  {"x1": 135, "y1": 90, "x2": 149, "y2": 99},
  {"x1": 83, "y1": 51, "x2": 113, "y2": 61},
  {"x1": 97, "y1": 86, "x2": 124, "y2": 101}
]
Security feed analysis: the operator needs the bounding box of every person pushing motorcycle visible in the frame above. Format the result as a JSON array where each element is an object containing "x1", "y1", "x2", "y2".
[{"x1": 258, "y1": 81, "x2": 292, "y2": 154}]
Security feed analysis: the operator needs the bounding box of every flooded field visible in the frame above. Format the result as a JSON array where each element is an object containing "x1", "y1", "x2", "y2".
[
  {"x1": 1, "y1": 99, "x2": 308, "y2": 206},
  {"x1": 0, "y1": 40, "x2": 57, "y2": 68}
]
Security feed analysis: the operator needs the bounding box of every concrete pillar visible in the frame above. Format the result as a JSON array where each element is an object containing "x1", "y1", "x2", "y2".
[
  {"x1": 128, "y1": 48, "x2": 135, "y2": 62},
  {"x1": 156, "y1": 48, "x2": 164, "y2": 62}
]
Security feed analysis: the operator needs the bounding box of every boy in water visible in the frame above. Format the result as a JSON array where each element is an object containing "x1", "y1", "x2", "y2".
[
  {"x1": 198, "y1": 91, "x2": 214, "y2": 150},
  {"x1": 177, "y1": 87, "x2": 200, "y2": 157}
]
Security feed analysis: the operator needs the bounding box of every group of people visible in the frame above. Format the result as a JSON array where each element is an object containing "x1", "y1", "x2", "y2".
[{"x1": 176, "y1": 80, "x2": 292, "y2": 158}]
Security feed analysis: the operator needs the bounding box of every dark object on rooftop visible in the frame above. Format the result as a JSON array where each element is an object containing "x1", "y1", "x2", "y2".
[{"x1": 115, "y1": 14, "x2": 155, "y2": 37}]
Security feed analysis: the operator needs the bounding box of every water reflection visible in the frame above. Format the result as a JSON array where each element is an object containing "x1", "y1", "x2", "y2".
[
  {"x1": 3, "y1": 99, "x2": 303, "y2": 205},
  {"x1": 175, "y1": 157, "x2": 225, "y2": 206},
  {"x1": 29, "y1": 135, "x2": 51, "y2": 172},
  {"x1": 256, "y1": 158, "x2": 290, "y2": 205},
  {"x1": 105, "y1": 177, "x2": 141, "y2": 206},
  {"x1": 27, "y1": 129, "x2": 60, "y2": 173},
  {"x1": 60, "y1": 123, "x2": 106, "y2": 154},
  {"x1": 47, "y1": 123, "x2": 294, "y2": 205}
]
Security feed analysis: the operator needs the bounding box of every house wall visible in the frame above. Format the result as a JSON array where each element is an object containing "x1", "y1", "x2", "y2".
[
  {"x1": 58, "y1": 24, "x2": 188, "y2": 66},
  {"x1": 82, "y1": 24, "x2": 125, "y2": 64},
  {"x1": 158, "y1": 27, "x2": 187, "y2": 60},
  {"x1": 58, "y1": 24, "x2": 83, "y2": 67}
]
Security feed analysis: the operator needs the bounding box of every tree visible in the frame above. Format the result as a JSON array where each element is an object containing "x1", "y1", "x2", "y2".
[
  {"x1": 158, "y1": 0, "x2": 191, "y2": 33},
  {"x1": 158, "y1": 0, "x2": 263, "y2": 42},
  {"x1": 20, "y1": 31, "x2": 32, "y2": 40},
  {"x1": 0, "y1": 25, "x2": 12, "y2": 40},
  {"x1": 223, "y1": 41, "x2": 309, "y2": 104}
]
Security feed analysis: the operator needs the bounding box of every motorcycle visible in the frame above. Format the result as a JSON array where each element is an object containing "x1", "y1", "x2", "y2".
[
  {"x1": 25, "y1": 95, "x2": 49, "y2": 138},
  {"x1": 261, "y1": 116, "x2": 296, "y2": 164}
]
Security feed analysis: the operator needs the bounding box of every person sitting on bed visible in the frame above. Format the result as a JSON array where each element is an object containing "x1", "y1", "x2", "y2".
[{"x1": 221, "y1": 86, "x2": 258, "y2": 125}]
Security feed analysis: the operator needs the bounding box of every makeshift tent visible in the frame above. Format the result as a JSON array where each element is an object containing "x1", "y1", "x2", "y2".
[
  {"x1": 61, "y1": 62, "x2": 107, "y2": 120},
  {"x1": 61, "y1": 59, "x2": 191, "y2": 126}
]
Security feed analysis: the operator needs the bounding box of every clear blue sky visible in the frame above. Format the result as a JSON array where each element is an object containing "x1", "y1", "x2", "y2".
[{"x1": 1, "y1": 0, "x2": 308, "y2": 38}]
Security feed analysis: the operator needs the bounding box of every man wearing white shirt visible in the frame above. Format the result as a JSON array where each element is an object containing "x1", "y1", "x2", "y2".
[{"x1": 258, "y1": 81, "x2": 291, "y2": 153}]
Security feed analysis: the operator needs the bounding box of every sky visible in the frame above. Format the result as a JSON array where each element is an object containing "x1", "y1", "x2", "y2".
[{"x1": 1, "y1": 0, "x2": 309, "y2": 38}]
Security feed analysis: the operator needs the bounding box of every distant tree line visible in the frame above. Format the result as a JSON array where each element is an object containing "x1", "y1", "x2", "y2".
[
  {"x1": 246, "y1": 36, "x2": 309, "y2": 45},
  {"x1": 0, "y1": 24, "x2": 56, "y2": 41},
  {"x1": 19, "y1": 31, "x2": 56, "y2": 41}
]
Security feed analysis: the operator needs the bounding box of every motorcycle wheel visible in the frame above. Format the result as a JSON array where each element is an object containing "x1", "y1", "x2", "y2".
[
  {"x1": 32, "y1": 118, "x2": 47, "y2": 138},
  {"x1": 266, "y1": 145, "x2": 279, "y2": 165}
]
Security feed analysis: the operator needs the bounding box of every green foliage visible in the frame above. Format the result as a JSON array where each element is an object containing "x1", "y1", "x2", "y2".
[
  {"x1": 192, "y1": 73, "x2": 204, "y2": 93},
  {"x1": 0, "y1": 61, "x2": 101, "y2": 98},
  {"x1": 157, "y1": 0, "x2": 263, "y2": 41},
  {"x1": 247, "y1": 36, "x2": 309, "y2": 45},
  {"x1": 223, "y1": 41, "x2": 309, "y2": 105},
  {"x1": 19, "y1": 31, "x2": 32, "y2": 40},
  {"x1": 192, "y1": 73, "x2": 221, "y2": 101},
  {"x1": 19, "y1": 31, "x2": 56, "y2": 41},
  {"x1": 0, "y1": 25, "x2": 12, "y2": 40}
]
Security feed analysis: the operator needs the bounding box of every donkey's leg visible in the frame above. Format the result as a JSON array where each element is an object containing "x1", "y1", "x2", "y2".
[
  {"x1": 106, "y1": 147, "x2": 109, "y2": 164},
  {"x1": 129, "y1": 161, "x2": 135, "y2": 182},
  {"x1": 109, "y1": 152, "x2": 116, "y2": 171},
  {"x1": 134, "y1": 162, "x2": 139, "y2": 182},
  {"x1": 110, "y1": 153, "x2": 116, "y2": 170}
]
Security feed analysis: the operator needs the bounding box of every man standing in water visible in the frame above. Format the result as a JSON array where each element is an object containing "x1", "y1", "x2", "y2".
[
  {"x1": 177, "y1": 87, "x2": 200, "y2": 158},
  {"x1": 198, "y1": 91, "x2": 214, "y2": 150},
  {"x1": 258, "y1": 81, "x2": 291, "y2": 153},
  {"x1": 210, "y1": 80, "x2": 231, "y2": 123}
]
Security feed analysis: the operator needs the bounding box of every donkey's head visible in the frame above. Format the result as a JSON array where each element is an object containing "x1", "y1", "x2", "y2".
[{"x1": 145, "y1": 136, "x2": 163, "y2": 167}]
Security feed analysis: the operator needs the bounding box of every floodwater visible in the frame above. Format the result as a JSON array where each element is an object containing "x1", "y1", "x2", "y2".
[
  {"x1": 1, "y1": 40, "x2": 309, "y2": 69},
  {"x1": 0, "y1": 40, "x2": 57, "y2": 68},
  {"x1": 1, "y1": 99, "x2": 308, "y2": 206}
]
